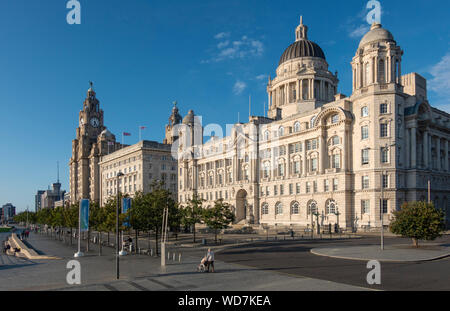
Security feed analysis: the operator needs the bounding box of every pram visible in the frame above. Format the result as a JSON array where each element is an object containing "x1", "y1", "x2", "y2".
[{"x1": 197, "y1": 256, "x2": 208, "y2": 272}]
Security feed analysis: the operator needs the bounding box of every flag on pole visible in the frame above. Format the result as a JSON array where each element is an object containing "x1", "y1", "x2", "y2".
[
  {"x1": 139, "y1": 126, "x2": 147, "y2": 142},
  {"x1": 123, "y1": 132, "x2": 131, "y2": 136}
]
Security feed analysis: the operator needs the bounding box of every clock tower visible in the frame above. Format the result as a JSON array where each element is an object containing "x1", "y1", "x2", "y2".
[{"x1": 69, "y1": 83, "x2": 117, "y2": 204}]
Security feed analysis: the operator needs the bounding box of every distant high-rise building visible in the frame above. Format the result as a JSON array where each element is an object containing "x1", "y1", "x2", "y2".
[
  {"x1": 35, "y1": 190, "x2": 45, "y2": 212},
  {"x1": 1, "y1": 203, "x2": 16, "y2": 222}
]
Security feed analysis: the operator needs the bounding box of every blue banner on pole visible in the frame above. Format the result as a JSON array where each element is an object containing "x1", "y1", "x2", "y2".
[
  {"x1": 80, "y1": 199, "x2": 89, "y2": 232},
  {"x1": 122, "y1": 198, "x2": 131, "y2": 228}
]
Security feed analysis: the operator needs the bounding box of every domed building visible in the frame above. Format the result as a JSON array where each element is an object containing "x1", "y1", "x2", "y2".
[{"x1": 177, "y1": 18, "x2": 450, "y2": 230}]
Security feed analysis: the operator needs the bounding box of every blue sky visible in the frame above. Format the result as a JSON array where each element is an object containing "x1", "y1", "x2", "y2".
[{"x1": 1, "y1": 0, "x2": 449, "y2": 212}]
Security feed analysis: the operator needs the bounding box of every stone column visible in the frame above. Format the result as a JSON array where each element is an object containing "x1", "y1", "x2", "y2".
[
  {"x1": 319, "y1": 134, "x2": 326, "y2": 174},
  {"x1": 437, "y1": 137, "x2": 441, "y2": 171},
  {"x1": 405, "y1": 128, "x2": 410, "y2": 168},
  {"x1": 445, "y1": 140, "x2": 449, "y2": 172},
  {"x1": 342, "y1": 128, "x2": 348, "y2": 171},
  {"x1": 299, "y1": 79, "x2": 303, "y2": 101},
  {"x1": 310, "y1": 79, "x2": 313, "y2": 100},
  {"x1": 303, "y1": 142, "x2": 307, "y2": 176},
  {"x1": 423, "y1": 131, "x2": 428, "y2": 169},
  {"x1": 411, "y1": 128, "x2": 416, "y2": 168}
]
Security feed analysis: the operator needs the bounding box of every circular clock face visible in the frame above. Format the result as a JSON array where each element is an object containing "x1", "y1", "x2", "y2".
[
  {"x1": 90, "y1": 118, "x2": 100, "y2": 128},
  {"x1": 80, "y1": 118, "x2": 84, "y2": 125}
]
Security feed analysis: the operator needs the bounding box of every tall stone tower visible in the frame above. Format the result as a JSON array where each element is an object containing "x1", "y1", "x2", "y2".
[
  {"x1": 69, "y1": 83, "x2": 117, "y2": 204},
  {"x1": 163, "y1": 101, "x2": 182, "y2": 144}
]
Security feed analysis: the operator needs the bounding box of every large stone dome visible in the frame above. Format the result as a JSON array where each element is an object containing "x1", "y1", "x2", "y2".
[
  {"x1": 182, "y1": 110, "x2": 195, "y2": 125},
  {"x1": 359, "y1": 23, "x2": 395, "y2": 48},
  {"x1": 279, "y1": 17, "x2": 326, "y2": 66},
  {"x1": 279, "y1": 40, "x2": 326, "y2": 65}
]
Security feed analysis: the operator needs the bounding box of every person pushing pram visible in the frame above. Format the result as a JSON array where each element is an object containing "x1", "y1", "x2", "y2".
[{"x1": 197, "y1": 248, "x2": 215, "y2": 273}]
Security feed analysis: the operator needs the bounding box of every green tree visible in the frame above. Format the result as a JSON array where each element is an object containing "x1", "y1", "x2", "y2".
[
  {"x1": 52, "y1": 206, "x2": 65, "y2": 241},
  {"x1": 146, "y1": 181, "x2": 178, "y2": 256},
  {"x1": 90, "y1": 201, "x2": 106, "y2": 255},
  {"x1": 64, "y1": 204, "x2": 79, "y2": 246},
  {"x1": 390, "y1": 201, "x2": 445, "y2": 248},
  {"x1": 102, "y1": 195, "x2": 128, "y2": 249},
  {"x1": 180, "y1": 195, "x2": 205, "y2": 243},
  {"x1": 203, "y1": 199, "x2": 235, "y2": 243}
]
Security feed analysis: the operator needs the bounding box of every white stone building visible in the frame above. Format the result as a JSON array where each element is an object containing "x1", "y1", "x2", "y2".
[{"x1": 177, "y1": 20, "x2": 450, "y2": 230}]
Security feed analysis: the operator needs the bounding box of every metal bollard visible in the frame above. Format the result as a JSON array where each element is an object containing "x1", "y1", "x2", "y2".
[
  {"x1": 150, "y1": 249, "x2": 153, "y2": 257},
  {"x1": 178, "y1": 254, "x2": 181, "y2": 263},
  {"x1": 167, "y1": 252, "x2": 170, "y2": 260},
  {"x1": 173, "y1": 253, "x2": 175, "y2": 261}
]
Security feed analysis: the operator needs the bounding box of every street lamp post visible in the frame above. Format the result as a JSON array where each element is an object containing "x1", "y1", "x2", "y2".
[
  {"x1": 116, "y1": 172, "x2": 124, "y2": 279},
  {"x1": 333, "y1": 207, "x2": 341, "y2": 234}
]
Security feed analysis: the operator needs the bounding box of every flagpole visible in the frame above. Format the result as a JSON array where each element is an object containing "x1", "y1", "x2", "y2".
[{"x1": 139, "y1": 127, "x2": 141, "y2": 142}]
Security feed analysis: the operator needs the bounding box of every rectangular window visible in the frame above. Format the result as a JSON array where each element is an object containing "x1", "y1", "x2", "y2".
[
  {"x1": 380, "y1": 103, "x2": 388, "y2": 114},
  {"x1": 289, "y1": 184, "x2": 293, "y2": 195},
  {"x1": 333, "y1": 178, "x2": 338, "y2": 191},
  {"x1": 294, "y1": 161, "x2": 300, "y2": 174},
  {"x1": 362, "y1": 149, "x2": 370, "y2": 165},
  {"x1": 280, "y1": 185, "x2": 284, "y2": 195},
  {"x1": 266, "y1": 186, "x2": 270, "y2": 196},
  {"x1": 296, "y1": 183, "x2": 301, "y2": 194},
  {"x1": 362, "y1": 200, "x2": 370, "y2": 214},
  {"x1": 311, "y1": 158, "x2": 318, "y2": 172},
  {"x1": 278, "y1": 163, "x2": 285, "y2": 177},
  {"x1": 274, "y1": 185, "x2": 278, "y2": 196},
  {"x1": 381, "y1": 148, "x2": 389, "y2": 163},
  {"x1": 306, "y1": 182, "x2": 311, "y2": 193},
  {"x1": 313, "y1": 181, "x2": 318, "y2": 193},
  {"x1": 382, "y1": 174, "x2": 389, "y2": 188},
  {"x1": 362, "y1": 176, "x2": 370, "y2": 189},
  {"x1": 324, "y1": 180, "x2": 330, "y2": 192},
  {"x1": 380, "y1": 124, "x2": 388, "y2": 137},
  {"x1": 381, "y1": 199, "x2": 388, "y2": 214},
  {"x1": 361, "y1": 126, "x2": 369, "y2": 140},
  {"x1": 332, "y1": 154, "x2": 341, "y2": 169}
]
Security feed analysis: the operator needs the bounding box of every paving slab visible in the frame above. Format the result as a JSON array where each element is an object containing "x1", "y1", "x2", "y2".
[{"x1": 311, "y1": 244, "x2": 450, "y2": 262}]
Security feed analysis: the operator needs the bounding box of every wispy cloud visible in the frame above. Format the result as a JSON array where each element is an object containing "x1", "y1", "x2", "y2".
[
  {"x1": 349, "y1": 24, "x2": 370, "y2": 38},
  {"x1": 429, "y1": 52, "x2": 450, "y2": 112},
  {"x1": 255, "y1": 74, "x2": 267, "y2": 81},
  {"x1": 233, "y1": 80, "x2": 247, "y2": 95},
  {"x1": 214, "y1": 32, "x2": 230, "y2": 39},
  {"x1": 202, "y1": 33, "x2": 264, "y2": 63}
]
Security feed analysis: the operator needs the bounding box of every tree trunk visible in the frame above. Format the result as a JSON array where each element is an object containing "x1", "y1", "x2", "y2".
[
  {"x1": 135, "y1": 230, "x2": 139, "y2": 254},
  {"x1": 193, "y1": 223, "x2": 196, "y2": 243},
  {"x1": 155, "y1": 230, "x2": 159, "y2": 256},
  {"x1": 98, "y1": 232, "x2": 102, "y2": 256},
  {"x1": 147, "y1": 231, "x2": 151, "y2": 250},
  {"x1": 70, "y1": 228, "x2": 73, "y2": 246},
  {"x1": 107, "y1": 232, "x2": 110, "y2": 246},
  {"x1": 87, "y1": 230, "x2": 90, "y2": 252},
  {"x1": 412, "y1": 238, "x2": 419, "y2": 248},
  {"x1": 215, "y1": 229, "x2": 218, "y2": 243}
]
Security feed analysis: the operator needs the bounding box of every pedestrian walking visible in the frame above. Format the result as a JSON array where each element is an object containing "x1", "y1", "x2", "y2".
[{"x1": 206, "y1": 248, "x2": 215, "y2": 273}]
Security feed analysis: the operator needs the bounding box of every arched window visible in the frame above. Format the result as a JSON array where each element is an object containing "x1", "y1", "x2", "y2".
[
  {"x1": 361, "y1": 106, "x2": 369, "y2": 117},
  {"x1": 261, "y1": 203, "x2": 269, "y2": 215},
  {"x1": 310, "y1": 116, "x2": 317, "y2": 128},
  {"x1": 275, "y1": 202, "x2": 283, "y2": 215},
  {"x1": 331, "y1": 114, "x2": 339, "y2": 124},
  {"x1": 278, "y1": 127, "x2": 285, "y2": 137},
  {"x1": 294, "y1": 122, "x2": 301, "y2": 133},
  {"x1": 291, "y1": 202, "x2": 300, "y2": 215},
  {"x1": 326, "y1": 200, "x2": 337, "y2": 215},
  {"x1": 331, "y1": 136, "x2": 340, "y2": 146},
  {"x1": 308, "y1": 201, "x2": 318, "y2": 215},
  {"x1": 378, "y1": 59, "x2": 385, "y2": 83},
  {"x1": 264, "y1": 130, "x2": 270, "y2": 141}
]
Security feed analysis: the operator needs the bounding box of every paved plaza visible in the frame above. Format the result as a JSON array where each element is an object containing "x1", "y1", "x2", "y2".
[{"x1": 0, "y1": 231, "x2": 369, "y2": 291}]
